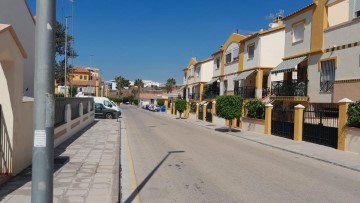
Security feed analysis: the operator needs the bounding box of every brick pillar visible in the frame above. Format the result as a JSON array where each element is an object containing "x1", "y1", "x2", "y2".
[
  {"x1": 294, "y1": 104, "x2": 305, "y2": 141},
  {"x1": 338, "y1": 98, "x2": 353, "y2": 151},
  {"x1": 264, "y1": 104, "x2": 273, "y2": 135}
]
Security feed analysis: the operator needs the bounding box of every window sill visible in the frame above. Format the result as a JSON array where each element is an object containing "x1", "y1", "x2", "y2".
[{"x1": 292, "y1": 40, "x2": 304, "y2": 45}]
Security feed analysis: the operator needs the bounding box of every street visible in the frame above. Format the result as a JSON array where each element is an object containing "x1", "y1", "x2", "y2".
[{"x1": 122, "y1": 106, "x2": 360, "y2": 203}]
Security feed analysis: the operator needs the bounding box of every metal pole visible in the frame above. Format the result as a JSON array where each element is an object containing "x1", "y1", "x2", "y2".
[
  {"x1": 32, "y1": 0, "x2": 56, "y2": 202},
  {"x1": 64, "y1": 16, "x2": 71, "y2": 97}
]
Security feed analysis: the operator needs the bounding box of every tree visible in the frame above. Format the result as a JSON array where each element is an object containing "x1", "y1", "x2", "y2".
[
  {"x1": 216, "y1": 95, "x2": 243, "y2": 132},
  {"x1": 114, "y1": 75, "x2": 130, "y2": 95},
  {"x1": 165, "y1": 78, "x2": 176, "y2": 93},
  {"x1": 157, "y1": 99, "x2": 165, "y2": 106},
  {"x1": 54, "y1": 20, "x2": 78, "y2": 84},
  {"x1": 175, "y1": 99, "x2": 187, "y2": 119},
  {"x1": 134, "y1": 79, "x2": 144, "y2": 89},
  {"x1": 68, "y1": 86, "x2": 78, "y2": 97}
]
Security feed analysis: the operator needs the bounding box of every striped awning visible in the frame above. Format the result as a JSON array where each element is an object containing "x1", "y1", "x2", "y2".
[
  {"x1": 271, "y1": 56, "x2": 307, "y2": 74},
  {"x1": 206, "y1": 78, "x2": 218, "y2": 85},
  {"x1": 234, "y1": 70, "x2": 256, "y2": 81}
]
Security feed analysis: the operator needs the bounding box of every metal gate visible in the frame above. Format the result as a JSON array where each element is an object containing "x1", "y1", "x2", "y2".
[
  {"x1": 206, "y1": 102, "x2": 213, "y2": 122},
  {"x1": 303, "y1": 104, "x2": 338, "y2": 149},
  {"x1": 198, "y1": 105, "x2": 203, "y2": 120},
  {"x1": 271, "y1": 109, "x2": 294, "y2": 139}
]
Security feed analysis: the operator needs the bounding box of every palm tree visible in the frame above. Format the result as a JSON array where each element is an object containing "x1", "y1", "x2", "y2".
[
  {"x1": 165, "y1": 78, "x2": 176, "y2": 93},
  {"x1": 115, "y1": 75, "x2": 130, "y2": 96},
  {"x1": 133, "y1": 79, "x2": 144, "y2": 98}
]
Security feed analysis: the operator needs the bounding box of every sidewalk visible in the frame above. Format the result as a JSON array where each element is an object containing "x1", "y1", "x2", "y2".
[
  {"x1": 160, "y1": 111, "x2": 360, "y2": 172},
  {"x1": 0, "y1": 119, "x2": 120, "y2": 203}
]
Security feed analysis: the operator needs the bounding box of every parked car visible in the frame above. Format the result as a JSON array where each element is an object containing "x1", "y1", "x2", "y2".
[{"x1": 95, "y1": 103, "x2": 120, "y2": 119}]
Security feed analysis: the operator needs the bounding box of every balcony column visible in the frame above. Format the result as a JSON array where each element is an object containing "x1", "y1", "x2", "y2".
[
  {"x1": 199, "y1": 83, "x2": 204, "y2": 101},
  {"x1": 220, "y1": 78, "x2": 225, "y2": 96},
  {"x1": 255, "y1": 69, "x2": 263, "y2": 99},
  {"x1": 185, "y1": 86, "x2": 189, "y2": 101}
]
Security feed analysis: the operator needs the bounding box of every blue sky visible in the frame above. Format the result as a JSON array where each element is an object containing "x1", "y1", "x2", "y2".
[{"x1": 27, "y1": 0, "x2": 312, "y2": 84}]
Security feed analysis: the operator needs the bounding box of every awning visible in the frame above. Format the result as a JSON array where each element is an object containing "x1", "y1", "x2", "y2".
[
  {"x1": 271, "y1": 56, "x2": 307, "y2": 74},
  {"x1": 200, "y1": 101, "x2": 208, "y2": 106},
  {"x1": 206, "y1": 78, "x2": 218, "y2": 85},
  {"x1": 234, "y1": 70, "x2": 256, "y2": 81}
]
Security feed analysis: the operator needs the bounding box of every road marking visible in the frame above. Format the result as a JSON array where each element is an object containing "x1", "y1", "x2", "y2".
[{"x1": 125, "y1": 126, "x2": 140, "y2": 203}]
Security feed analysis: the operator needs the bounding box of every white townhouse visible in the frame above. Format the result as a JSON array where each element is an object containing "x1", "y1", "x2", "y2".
[{"x1": 183, "y1": 57, "x2": 214, "y2": 102}]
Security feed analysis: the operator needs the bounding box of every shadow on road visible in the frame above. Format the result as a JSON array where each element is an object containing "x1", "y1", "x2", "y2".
[
  {"x1": 124, "y1": 150, "x2": 185, "y2": 203},
  {"x1": 215, "y1": 127, "x2": 241, "y2": 133}
]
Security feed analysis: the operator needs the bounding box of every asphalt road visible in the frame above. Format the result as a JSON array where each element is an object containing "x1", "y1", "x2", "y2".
[{"x1": 122, "y1": 106, "x2": 360, "y2": 203}]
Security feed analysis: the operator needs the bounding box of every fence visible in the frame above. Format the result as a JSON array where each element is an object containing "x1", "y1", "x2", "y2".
[{"x1": 55, "y1": 98, "x2": 94, "y2": 126}]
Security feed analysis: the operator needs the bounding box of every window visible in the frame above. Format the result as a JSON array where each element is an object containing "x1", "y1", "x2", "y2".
[
  {"x1": 104, "y1": 100, "x2": 112, "y2": 107},
  {"x1": 248, "y1": 44, "x2": 255, "y2": 59},
  {"x1": 216, "y1": 59, "x2": 220, "y2": 69},
  {"x1": 84, "y1": 76, "x2": 87, "y2": 80},
  {"x1": 233, "y1": 48, "x2": 239, "y2": 61},
  {"x1": 320, "y1": 59, "x2": 336, "y2": 93},
  {"x1": 293, "y1": 21, "x2": 305, "y2": 43},
  {"x1": 226, "y1": 52, "x2": 232, "y2": 63},
  {"x1": 196, "y1": 67, "x2": 200, "y2": 78},
  {"x1": 80, "y1": 75, "x2": 83, "y2": 80}
]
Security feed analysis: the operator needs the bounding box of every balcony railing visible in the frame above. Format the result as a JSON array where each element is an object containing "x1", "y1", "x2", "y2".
[
  {"x1": 202, "y1": 89, "x2": 220, "y2": 99},
  {"x1": 262, "y1": 87, "x2": 270, "y2": 98},
  {"x1": 271, "y1": 80, "x2": 308, "y2": 97},
  {"x1": 234, "y1": 86, "x2": 256, "y2": 99},
  {"x1": 189, "y1": 93, "x2": 201, "y2": 101}
]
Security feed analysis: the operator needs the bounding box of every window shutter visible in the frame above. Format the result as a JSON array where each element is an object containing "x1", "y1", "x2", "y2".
[{"x1": 233, "y1": 48, "x2": 239, "y2": 59}]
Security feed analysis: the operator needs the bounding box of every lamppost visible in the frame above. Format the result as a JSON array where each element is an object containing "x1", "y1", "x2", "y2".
[{"x1": 64, "y1": 16, "x2": 72, "y2": 97}]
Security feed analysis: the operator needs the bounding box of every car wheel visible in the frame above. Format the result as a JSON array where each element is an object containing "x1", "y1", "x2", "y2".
[{"x1": 105, "y1": 113, "x2": 114, "y2": 119}]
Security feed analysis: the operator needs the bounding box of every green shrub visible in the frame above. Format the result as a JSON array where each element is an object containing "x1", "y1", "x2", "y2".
[
  {"x1": 55, "y1": 93, "x2": 64, "y2": 97},
  {"x1": 245, "y1": 100, "x2": 265, "y2": 119},
  {"x1": 157, "y1": 99, "x2": 165, "y2": 106},
  {"x1": 175, "y1": 99, "x2": 187, "y2": 118},
  {"x1": 216, "y1": 95, "x2": 243, "y2": 131},
  {"x1": 348, "y1": 101, "x2": 360, "y2": 128},
  {"x1": 133, "y1": 99, "x2": 139, "y2": 105}
]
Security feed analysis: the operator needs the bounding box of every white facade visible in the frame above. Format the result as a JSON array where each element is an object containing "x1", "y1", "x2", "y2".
[
  {"x1": 105, "y1": 80, "x2": 117, "y2": 91},
  {"x1": 0, "y1": 0, "x2": 35, "y2": 97},
  {"x1": 224, "y1": 42, "x2": 239, "y2": 75},
  {"x1": 284, "y1": 10, "x2": 313, "y2": 58}
]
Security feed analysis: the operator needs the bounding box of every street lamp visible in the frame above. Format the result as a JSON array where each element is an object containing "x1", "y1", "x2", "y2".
[{"x1": 64, "y1": 16, "x2": 72, "y2": 97}]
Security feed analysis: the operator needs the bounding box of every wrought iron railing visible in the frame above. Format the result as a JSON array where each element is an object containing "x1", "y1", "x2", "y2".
[
  {"x1": 320, "y1": 81, "x2": 334, "y2": 93},
  {"x1": 271, "y1": 80, "x2": 308, "y2": 97},
  {"x1": 262, "y1": 87, "x2": 270, "y2": 98},
  {"x1": 234, "y1": 86, "x2": 256, "y2": 99},
  {"x1": 202, "y1": 89, "x2": 220, "y2": 99},
  {"x1": 189, "y1": 93, "x2": 201, "y2": 101}
]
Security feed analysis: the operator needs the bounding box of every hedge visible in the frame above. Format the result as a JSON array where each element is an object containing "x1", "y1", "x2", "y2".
[
  {"x1": 245, "y1": 100, "x2": 265, "y2": 119},
  {"x1": 348, "y1": 101, "x2": 360, "y2": 128}
]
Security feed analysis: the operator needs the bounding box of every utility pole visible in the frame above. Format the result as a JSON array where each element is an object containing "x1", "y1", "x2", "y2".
[
  {"x1": 32, "y1": 0, "x2": 56, "y2": 203},
  {"x1": 64, "y1": 16, "x2": 72, "y2": 97}
]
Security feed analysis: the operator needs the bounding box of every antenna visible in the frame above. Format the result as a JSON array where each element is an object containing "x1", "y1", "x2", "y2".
[
  {"x1": 266, "y1": 13, "x2": 275, "y2": 20},
  {"x1": 277, "y1": 9, "x2": 285, "y2": 18}
]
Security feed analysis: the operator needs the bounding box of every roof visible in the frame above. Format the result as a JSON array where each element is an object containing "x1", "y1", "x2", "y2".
[
  {"x1": 240, "y1": 25, "x2": 285, "y2": 43},
  {"x1": 283, "y1": 3, "x2": 315, "y2": 20},
  {"x1": 0, "y1": 24, "x2": 27, "y2": 58},
  {"x1": 195, "y1": 57, "x2": 213, "y2": 65},
  {"x1": 70, "y1": 67, "x2": 91, "y2": 74},
  {"x1": 68, "y1": 80, "x2": 96, "y2": 87}
]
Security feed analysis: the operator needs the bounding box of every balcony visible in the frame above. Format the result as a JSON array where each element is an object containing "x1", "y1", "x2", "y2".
[
  {"x1": 202, "y1": 88, "x2": 220, "y2": 99},
  {"x1": 234, "y1": 86, "x2": 256, "y2": 99},
  {"x1": 189, "y1": 93, "x2": 201, "y2": 101},
  {"x1": 271, "y1": 80, "x2": 308, "y2": 97}
]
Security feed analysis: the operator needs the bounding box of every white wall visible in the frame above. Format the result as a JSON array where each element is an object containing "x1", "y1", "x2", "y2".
[
  {"x1": 284, "y1": 10, "x2": 313, "y2": 58},
  {"x1": 213, "y1": 54, "x2": 222, "y2": 77},
  {"x1": 0, "y1": 0, "x2": 35, "y2": 97},
  {"x1": 244, "y1": 38, "x2": 260, "y2": 69},
  {"x1": 224, "y1": 42, "x2": 239, "y2": 75},
  {"x1": 200, "y1": 59, "x2": 214, "y2": 82},
  {"x1": 260, "y1": 29, "x2": 285, "y2": 67}
]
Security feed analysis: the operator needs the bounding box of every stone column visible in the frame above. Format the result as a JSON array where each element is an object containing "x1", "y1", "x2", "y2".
[
  {"x1": 199, "y1": 83, "x2": 204, "y2": 101},
  {"x1": 255, "y1": 69, "x2": 263, "y2": 99},
  {"x1": 164, "y1": 99, "x2": 169, "y2": 111},
  {"x1": 212, "y1": 101, "x2": 216, "y2": 123},
  {"x1": 196, "y1": 103, "x2": 199, "y2": 120},
  {"x1": 264, "y1": 104, "x2": 273, "y2": 135},
  {"x1": 202, "y1": 104, "x2": 206, "y2": 121},
  {"x1": 294, "y1": 104, "x2": 305, "y2": 141},
  {"x1": 220, "y1": 79, "x2": 225, "y2": 96},
  {"x1": 338, "y1": 98, "x2": 353, "y2": 151}
]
